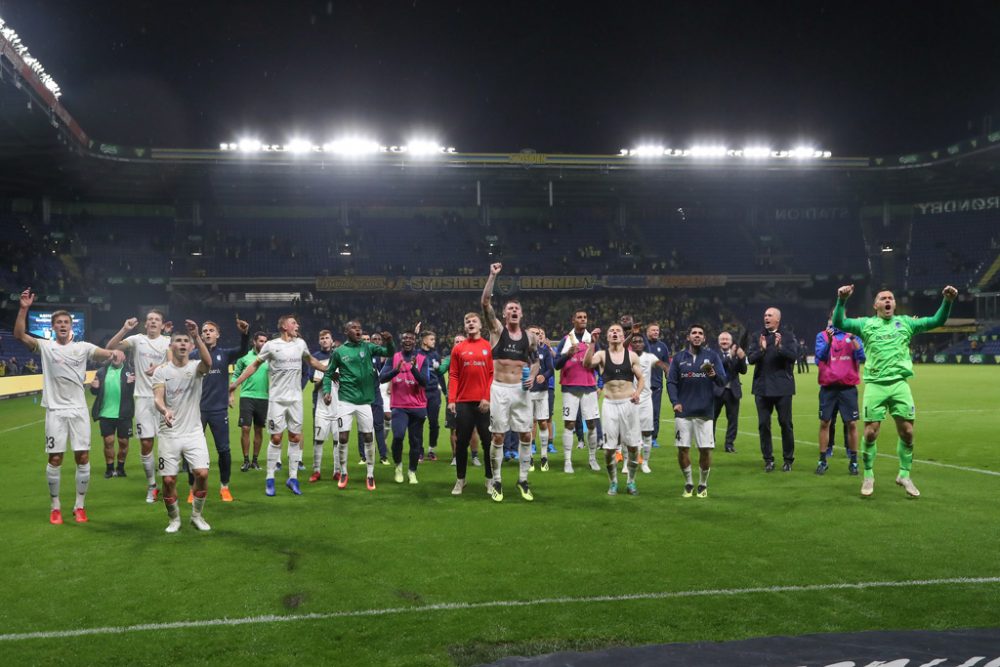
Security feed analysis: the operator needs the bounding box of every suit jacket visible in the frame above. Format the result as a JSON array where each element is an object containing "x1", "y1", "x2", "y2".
[
  {"x1": 713, "y1": 350, "x2": 748, "y2": 399},
  {"x1": 747, "y1": 328, "x2": 798, "y2": 397}
]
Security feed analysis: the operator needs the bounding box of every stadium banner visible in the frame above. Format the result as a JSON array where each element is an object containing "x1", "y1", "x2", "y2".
[
  {"x1": 316, "y1": 275, "x2": 726, "y2": 292},
  {"x1": 0, "y1": 371, "x2": 97, "y2": 399},
  {"x1": 924, "y1": 354, "x2": 999, "y2": 365}
]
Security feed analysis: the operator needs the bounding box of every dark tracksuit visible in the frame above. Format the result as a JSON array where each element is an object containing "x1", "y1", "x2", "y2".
[
  {"x1": 666, "y1": 348, "x2": 728, "y2": 419},
  {"x1": 747, "y1": 329, "x2": 799, "y2": 465},
  {"x1": 419, "y1": 346, "x2": 445, "y2": 454},
  {"x1": 190, "y1": 333, "x2": 249, "y2": 485},
  {"x1": 530, "y1": 343, "x2": 555, "y2": 450},
  {"x1": 644, "y1": 338, "x2": 671, "y2": 441}
]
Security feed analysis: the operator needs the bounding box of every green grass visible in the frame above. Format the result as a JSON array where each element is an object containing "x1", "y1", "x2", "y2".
[{"x1": 1, "y1": 366, "x2": 997, "y2": 665}]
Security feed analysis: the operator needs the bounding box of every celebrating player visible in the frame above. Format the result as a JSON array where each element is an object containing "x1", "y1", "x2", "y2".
[
  {"x1": 230, "y1": 315, "x2": 327, "y2": 496},
  {"x1": 631, "y1": 334, "x2": 667, "y2": 473},
  {"x1": 583, "y1": 324, "x2": 644, "y2": 496},
  {"x1": 230, "y1": 331, "x2": 269, "y2": 471},
  {"x1": 447, "y1": 313, "x2": 494, "y2": 497},
  {"x1": 555, "y1": 310, "x2": 601, "y2": 473},
  {"x1": 188, "y1": 318, "x2": 249, "y2": 502},
  {"x1": 379, "y1": 330, "x2": 429, "y2": 484},
  {"x1": 15, "y1": 288, "x2": 124, "y2": 524},
  {"x1": 832, "y1": 284, "x2": 957, "y2": 498},
  {"x1": 152, "y1": 320, "x2": 213, "y2": 533},
  {"x1": 308, "y1": 330, "x2": 339, "y2": 483},
  {"x1": 106, "y1": 309, "x2": 171, "y2": 503},
  {"x1": 667, "y1": 324, "x2": 727, "y2": 498},
  {"x1": 526, "y1": 324, "x2": 554, "y2": 472},
  {"x1": 322, "y1": 321, "x2": 395, "y2": 491},
  {"x1": 481, "y1": 263, "x2": 540, "y2": 502}
]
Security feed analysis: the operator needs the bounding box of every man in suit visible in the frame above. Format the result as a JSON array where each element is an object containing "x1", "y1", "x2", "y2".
[
  {"x1": 713, "y1": 331, "x2": 747, "y2": 454},
  {"x1": 747, "y1": 307, "x2": 799, "y2": 472}
]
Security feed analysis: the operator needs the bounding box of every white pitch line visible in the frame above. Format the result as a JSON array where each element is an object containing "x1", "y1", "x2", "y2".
[
  {"x1": 0, "y1": 419, "x2": 44, "y2": 435},
  {"x1": 659, "y1": 418, "x2": 1000, "y2": 477},
  {"x1": 1, "y1": 576, "x2": 997, "y2": 643}
]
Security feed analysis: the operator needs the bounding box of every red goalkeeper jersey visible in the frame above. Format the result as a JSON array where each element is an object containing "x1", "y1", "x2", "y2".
[{"x1": 448, "y1": 337, "x2": 494, "y2": 403}]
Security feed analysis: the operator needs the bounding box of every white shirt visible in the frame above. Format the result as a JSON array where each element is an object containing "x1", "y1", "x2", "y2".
[
  {"x1": 37, "y1": 338, "x2": 99, "y2": 410},
  {"x1": 314, "y1": 360, "x2": 338, "y2": 420},
  {"x1": 258, "y1": 337, "x2": 309, "y2": 402},
  {"x1": 124, "y1": 333, "x2": 170, "y2": 398},
  {"x1": 152, "y1": 361, "x2": 206, "y2": 435},
  {"x1": 636, "y1": 352, "x2": 659, "y2": 401}
]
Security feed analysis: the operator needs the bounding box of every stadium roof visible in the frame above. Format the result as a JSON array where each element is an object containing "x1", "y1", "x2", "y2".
[{"x1": 2, "y1": 44, "x2": 999, "y2": 208}]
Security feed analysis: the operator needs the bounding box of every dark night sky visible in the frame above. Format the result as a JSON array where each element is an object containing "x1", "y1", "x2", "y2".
[{"x1": 2, "y1": 1, "x2": 999, "y2": 155}]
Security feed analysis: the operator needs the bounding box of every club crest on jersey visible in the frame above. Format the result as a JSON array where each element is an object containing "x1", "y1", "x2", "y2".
[
  {"x1": 482, "y1": 349, "x2": 488, "y2": 356},
  {"x1": 360, "y1": 351, "x2": 366, "y2": 358},
  {"x1": 895, "y1": 321, "x2": 902, "y2": 328}
]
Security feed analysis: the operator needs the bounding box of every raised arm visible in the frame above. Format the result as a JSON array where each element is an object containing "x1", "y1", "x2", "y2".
[
  {"x1": 231, "y1": 357, "x2": 263, "y2": 390},
  {"x1": 583, "y1": 330, "x2": 603, "y2": 370},
  {"x1": 481, "y1": 263, "x2": 503, "y2": 337},
  {"x1": 911, "y1": 286, "x2": 957, "y2": 334},
  {"x1": 106, "y1": 316, "x2": 140, "y2": 351},
  {"x1": 187, "y1": 320, "x2": 212, "y2": 375},
  {"x1": 153, "y1": 381, "x2": 173, "y2": 428},
  {"x1": 92, "y1": 346, "x2": 125, "y2": 366},
  {"x1": 832, "y1": 284, "x2": 863, "y2": 336},
  {"x1": 13, "y1": 288, "x2": 38, "y2": 352}
]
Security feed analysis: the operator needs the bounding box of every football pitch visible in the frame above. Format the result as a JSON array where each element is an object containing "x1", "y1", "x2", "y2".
[{"x1": 1, "y1": 365, "x2": 997, "y2": 665}]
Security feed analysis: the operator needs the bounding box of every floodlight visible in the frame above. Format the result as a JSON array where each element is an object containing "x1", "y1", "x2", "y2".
[
  {"x1": 238, "y1": 138, "x2": 262, "y2": 152},
  {"x1": 742, "y1": 146, "x2": 771, "y2": 159},
  {"x1": 323, "y1": 137, "x2": 381, "y2": 156},
  {"x1": 690, "y1": 145, "x2": 727, "y2": 158},
  {"x1": 631, "y1": 145, "x2": 666, "y2": 157},
  {"x1": 285, "y1": 138, "x2": 313, "y2": 154},
  {"x1": 405, "y1": 139, "x2": 445, "y2": 156}
]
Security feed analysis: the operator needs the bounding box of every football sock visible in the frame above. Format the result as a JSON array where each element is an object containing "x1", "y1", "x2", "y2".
[
  {"x1": 46, "y1": 463, "x2": 61, "y2": 510},
  {"x1": 266, "y1": 442, "x2": 281, "y2": 480},
  {"x1": 518, "y1": 442, "x2": 532, "y2": 481},
  {"x1": 74, "y1": 463, "x2": 90, "y2": 509},
  {"x1": 605, "y1": 451, "x2": 617, "y2": 482},
  {"x1": 642, "y1": 434, "x2": 652, "y2": 464},
  {"x1": 627, "y1": 449, "x2": 638, "y2": 483},
  {"x1": 563, "y1": 430, "x2": 574, "y2": 460},
  {"x1": 313, "y1": 441, "x2": 324, "y2": 472},
  {"x1": 862, "y1": 438, "x2": 877, "y2": 478},
  {"x1": 141, "y1": 453, "x2": 155, "y2": 485},
  {"x1": 164, "y1": 497, "x2": 179, "y2": 521},
  {"x1": 287, "y1": 441, "x2": 302, "y2": 480},
  {"x1": 364, "y1": 440, "x2": 376, "y2": 477},
  {"x1": 896, "y1": 438, "x2": 913, "y2": 479},
  {"x1": 490, "y1": 443, "x2": 504, "y2": 483},
  {"x1": 192, "y1": 489, "x2": 207, "y2": 517},
  {"x1": 587, "y1": 429, "x2": 599, "y2": 460},
  {"x1": 682, "y1": 465, "x2": 693, "y2": 486},
  {"x1": 537, "y1": 429, "x2": 548, "y2": 454},
  {"x1": 699, "y1": 467, "x2": 711, "y2": 487}
]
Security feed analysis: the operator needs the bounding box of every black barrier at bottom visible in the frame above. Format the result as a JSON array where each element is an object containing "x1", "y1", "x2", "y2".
[{"x1": 486, "y1": 627, "x2": 1000, "y2": 667}]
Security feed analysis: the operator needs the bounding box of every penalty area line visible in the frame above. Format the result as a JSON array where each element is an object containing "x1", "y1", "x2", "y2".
[
  {"x1": 0, "y1": 419, "x2": 44, "y2": 435},
  {"x1": 2, "y1": 576, "x2": 999, "y2": 642}
]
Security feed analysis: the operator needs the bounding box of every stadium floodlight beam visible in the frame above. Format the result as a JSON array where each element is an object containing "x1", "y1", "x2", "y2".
[
  {"x1": 238, "y1": 138, "x2": 262, "y2": 153},
  {"x1": 285, "y1": 138, "x2": 313, "y2": 154},
  {"x1": 690, "y1": 145, "x2": 727, "y2": 158},
  {"x1": 742, "y1": 146, "x2": 772, "y2": 159},
  {"x1": 630, "y1": 145, "x2": 667, "y2": 158},
  {"x1": 404, "y1": 139, "x2": 446, "y2": 156},
  {"x1": 323, "y1": 137, "x2": 382, "y2": 156}
]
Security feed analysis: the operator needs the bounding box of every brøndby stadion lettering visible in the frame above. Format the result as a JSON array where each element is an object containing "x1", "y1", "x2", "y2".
[{"x1": 314, "y1": 274, "x2": 728, "y2": 292}]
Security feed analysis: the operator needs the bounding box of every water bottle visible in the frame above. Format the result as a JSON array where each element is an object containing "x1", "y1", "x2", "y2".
[{"x1": 521, "y1": 365, "x2": 531, "y2": 391}]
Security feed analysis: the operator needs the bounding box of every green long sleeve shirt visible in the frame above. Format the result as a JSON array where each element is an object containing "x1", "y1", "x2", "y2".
[
  {"x1": 833, "y1": 298, "x2": 951, "y2": 383},
  {"x1": 322, "y1": 339, "x2": 395, "y2": 405}
]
